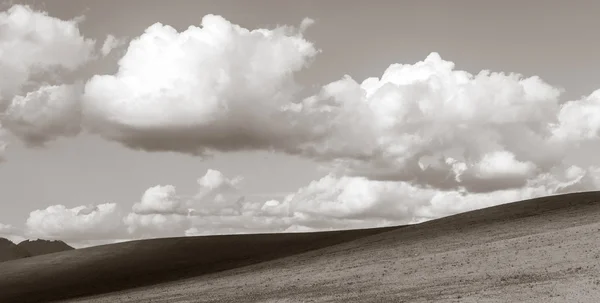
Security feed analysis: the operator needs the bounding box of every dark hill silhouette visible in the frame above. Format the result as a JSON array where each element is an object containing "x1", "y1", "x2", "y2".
[
  {"x1": 2, "y1": 191, "x2": 600, "y2": 302},
  {"x1": 0, "y1": 238, "x2": 30, "y2": 262},
  {"x1": 17, "y1": 239, "x2": 74, "y2": 257},
  {"x1": 0, "y1": 225, "x2": 397, "y2": 303},
  {"x1": 0, "y1": 238, "x2": 74, "y2": 263}
]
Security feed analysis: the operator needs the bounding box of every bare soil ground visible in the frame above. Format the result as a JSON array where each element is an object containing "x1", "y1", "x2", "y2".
[{"x1": 3, "y1": 192, "x2": 600, "y2": 302}]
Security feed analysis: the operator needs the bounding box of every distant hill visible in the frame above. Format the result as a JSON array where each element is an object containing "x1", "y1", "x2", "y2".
[
  {"x1": 0, "y1": 238, "x2": 30, "y2": 262},
  {"x1": 0, "y1": 238, "x2": 74, "y2": 263},
  {"x1": 17, "y1": 239, "x2": 74, "y2": 257}
]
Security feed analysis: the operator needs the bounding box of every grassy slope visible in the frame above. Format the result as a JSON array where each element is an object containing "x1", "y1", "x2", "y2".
[
  {"x1": 0, "y1": 225, "x2": 397, "y2": 303},
  {"x1": 67, "y1": 191, "x2": 600, "y2": 302}
]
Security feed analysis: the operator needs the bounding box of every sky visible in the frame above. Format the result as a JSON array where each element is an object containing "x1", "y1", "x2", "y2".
[{"x1": 1, "y1": 0, "x2": 600, "y2": 247}]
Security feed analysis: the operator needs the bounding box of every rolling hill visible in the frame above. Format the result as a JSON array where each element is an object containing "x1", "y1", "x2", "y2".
[
  {"x1": 0, "y1": 224, "x2": 397, "y2": 303},
  {"x1": 2, "y1": 191, "x2": 600, "y2": 302}
]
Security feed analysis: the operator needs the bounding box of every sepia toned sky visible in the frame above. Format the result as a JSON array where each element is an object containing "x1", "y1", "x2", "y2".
[{"x1": 1, "y1": 0, "x2": 599, "y2": 246}]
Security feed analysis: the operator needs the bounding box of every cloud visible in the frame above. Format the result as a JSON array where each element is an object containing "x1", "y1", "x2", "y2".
[
  {"x1": 1, "y1": 83, "x2": 83, "y2": 146},
  {"x1": 295, "y1": 53, "x2": 571, "y2": 191},
  {"x1": 83, "y1": 14, "x2": 319, "y2": 155},
  {"x1": 14, "y1": 164, "x2": 600, "y2": 244},
  {"x1": 123, "y1": 213, "x2": 192, "y2": 238},
  {"x1": 0, "y1": 222, "x2": 16, "y2": 235},
  {"x1": 3, "y1": 9, "x2": 600, "y2": 243},
  {"x1": 259, "y1": 165, "x2": 600, "y2": 228},
  {"x1": 124, "y1": 169, "x2": 244, "y2": 238},
  {"x1": 101, "y1": 34, "x2": 126, "y2": 56},
  {"x1": 82, "y1": 37, "x2": 600, "y2": 196},
  {"x1": 124, "y1": 165, "x2": 600, "y2": 238},
  {"x1": 124, "y1": 184, "x2": 194, "y2": 238},
  {"x1": 552, "y1": 89, "x2": 600, "y2": 141},
  {"x1": 131, "y1": 185, "x2": 191, "y2": 215},
  {"x1": 299, "y1": 17, "x2": 315, "y2": 33},
  {"x1": 25, "y1": 203, "x2": 123, "y2": 242},
  {"x1": 0, "y1": 4, "x2": 95, "y2": 147},
  {"x1": 0, "y1": 5, "x2": 95, "y2": 99}
]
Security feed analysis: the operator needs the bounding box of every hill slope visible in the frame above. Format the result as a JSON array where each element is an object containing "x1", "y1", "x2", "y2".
[
  {"x1": 3, "y1": 191, "x2": 600, "y2": 302},
  {"x1": 0, "y1": 238, "x2": 30, "y2": 262},
  {"x1": 0, "y1": 225, "x2": 397, "y2": 303},
  {"x1": 17, "y1": 239, "x2": 74, "y2": 256},
  {"x1": 66, "y1": 191, "x2": 600, "y2": 303}
]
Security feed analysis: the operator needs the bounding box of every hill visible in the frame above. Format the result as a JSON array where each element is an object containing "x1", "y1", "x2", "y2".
[
  {"x1": 2, "y1": 191, "x2": 600, "y2": 302},
  {"x1": 0, "y1": 238, "x2": 30, "y2": 262},
  {"x1": 17, "y1": 239, "x2": 74, "y2": 257},
  {"x1": 0, "y1": 224, "x2": 397, "y2": 303},
  {"x1": 0, "y1": 238, "x2": 74, "y2": 263}
]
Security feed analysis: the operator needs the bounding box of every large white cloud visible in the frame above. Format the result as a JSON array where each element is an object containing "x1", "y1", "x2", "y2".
[
  {"x1": 0, "y1": 5, "x2": 96, "y2": 146},
  {"x1": 296, "y1": 53, "x2": 573, "y2": 191},
  {"x1": 25, "y1": 203, "x2": 123, "y2": 242},
  {"x1": 83, "y1": 39, "x2": 600, "y2": 194},
  {"x1": 83, "y1": 15, "x2": 319, "y2": 155}
]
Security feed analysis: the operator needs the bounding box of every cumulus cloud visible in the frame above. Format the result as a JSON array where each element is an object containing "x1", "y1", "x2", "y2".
[
  {"x1": 296, "y1": 53, "x2": 570, "y2": 191},
  {"x1": 0, "y1": 5, "x2": 95, "y2": 99},
  {"x1": 2, "y1": 83, "x2": 83, "y2": 146},
  {"x1": 258, "y1": 165, "x2": 600, "y2": 229},
  {"x1": 135, "y1": 163, "x2": 600, "y2": 237},
  {"x1": 82, "y1": 35, "x2": 600, "y2": 196},
  {"x1": 83, "y1": 14, "x2": 320, "y2": 155},
  {"x1": 3, "y1": 9, "x2": 600, "y2": 242},
  {"x1": 0, "y1": 4, "x2": 95, "y2": 146},
  {"x1": 124, "y1": 184, "x2": 193, "y2": 238},
  {"x1": 131, "y1": 185, "x2": 191, "y2": 215},
  {"x1": 26, "y1": 203, "x2": 123, "y2": 242},
  {"x1": 124, "y1": 169, "x2": 244, "y2": 238},
  {"x1": 552, "y1": 89, "x2": 600, "y2": 141},
  {"x1": 15, "y1": 165, "x2": 600, "y2": 243}
]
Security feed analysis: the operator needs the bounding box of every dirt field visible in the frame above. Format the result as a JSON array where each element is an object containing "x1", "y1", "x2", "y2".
[{"x1": 4, "y1": 192, "x2": 600, "y2": 302}]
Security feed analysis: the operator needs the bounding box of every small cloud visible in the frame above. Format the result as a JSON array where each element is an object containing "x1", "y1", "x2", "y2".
[
  {"x1": 101, "y1": 34, "x2": 126, "y2": 56},
  {"x1": 299, "y1": 17, "x2": 315, "y2": 33}
]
